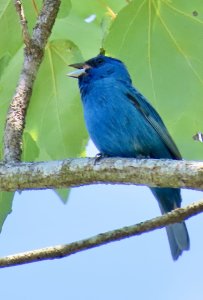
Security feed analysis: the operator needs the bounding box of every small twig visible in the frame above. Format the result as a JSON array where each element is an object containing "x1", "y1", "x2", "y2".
[
  {"x1": 14, "y1": 0, "x2": 31, "y2": 48},
  {"x1": 4, "y1": 0, "x2": 61, "y2": 163},
  {"x1": 0, "y1": 200, "x2": 202, "y2": 268}
]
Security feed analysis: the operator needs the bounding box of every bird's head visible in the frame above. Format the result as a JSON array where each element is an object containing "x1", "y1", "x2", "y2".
[{"x1": 68, "y1": 55, "x2": 132, "y2": 86}]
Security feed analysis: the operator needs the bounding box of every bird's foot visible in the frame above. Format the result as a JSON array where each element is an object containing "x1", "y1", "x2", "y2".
[{"x1": 94, "y1": 153, "x2": 108, "y2": 165}]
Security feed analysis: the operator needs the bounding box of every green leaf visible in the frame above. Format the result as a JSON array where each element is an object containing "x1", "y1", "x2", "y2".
[
  {"x1": 25, "y1": 39, "x2": 88, "y2": 161},
  {"x1": 51, "y1": 12, "x2": 101, "y2": 58},
  {"x1": 0, "y1": 0, "x2": 22, "y2": 56},
  {"x1": 0, "y1": 53, "x2": 11, "y2": 78},
  {"x1": 51, "y1": 0, "x2": 127, "y2": 58},
  {"x1": 104, "y1": 0, "x2": 203, "y2": 159},
  {"x1": 22, "y1": 132, "x2": 40, "y2": 162},
  {"x1": 55, "y1": 188, "x2": 70, "y2": 204},
  {"x1": 70, "y1": 0, "x2": 126, "y2": 20},
  {"x1": 0, "y1": 192, "x2": 14, "y2": 233},
  {"x1": 58, "y1": 0, "x2": 71, "y2": 19}
]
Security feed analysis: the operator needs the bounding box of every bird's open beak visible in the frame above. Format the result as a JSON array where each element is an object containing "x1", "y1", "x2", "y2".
[{"x1": 67, "y1": 62, "x2": 89, "y2": 78}]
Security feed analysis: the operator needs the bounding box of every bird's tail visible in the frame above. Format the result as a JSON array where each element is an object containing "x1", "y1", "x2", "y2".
[{"x1": 150, "y1": 187, "x2": 190, "y2": 260}]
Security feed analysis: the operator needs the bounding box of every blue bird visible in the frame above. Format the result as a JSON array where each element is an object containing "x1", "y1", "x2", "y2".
[{"x1": 68, "y1": 55, "x2": 190, "y2": 260}]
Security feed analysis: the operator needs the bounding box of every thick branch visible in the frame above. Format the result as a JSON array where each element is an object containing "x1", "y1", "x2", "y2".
[
  {"x1": 0, "y1": 158, "x2": 203, "y2": 191},
  {"x1": 0, "y1": 200, "x2": 202, "y2": 268},
  {"x1": 4, "y1": 0, "x2": 61, "y2": 162}
]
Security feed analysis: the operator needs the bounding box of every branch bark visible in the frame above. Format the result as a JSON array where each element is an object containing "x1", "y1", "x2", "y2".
[
  {"x1": 0, "y1": 158, "x2": 203, "y2": 191},
  {"x1": 0, "y1": 200, "x2": 202, "y2": 268},
  {"x1": 4, "y1": 0, "x2": 61, "y2": 162}
]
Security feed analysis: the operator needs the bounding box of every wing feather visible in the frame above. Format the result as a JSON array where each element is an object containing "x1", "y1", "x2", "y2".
[{"x1": 126, "y1": 88, "x2": 181, "y2": 160}]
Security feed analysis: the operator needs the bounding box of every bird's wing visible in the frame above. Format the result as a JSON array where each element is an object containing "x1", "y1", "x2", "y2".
[{"x1": 125, "y1": 87, "x2": 182, "y2": 159}]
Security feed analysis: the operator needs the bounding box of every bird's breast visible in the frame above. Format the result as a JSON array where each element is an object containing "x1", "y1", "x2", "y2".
[{"x1": 81, "y1": 81, "x2": 155, "y2": 157}]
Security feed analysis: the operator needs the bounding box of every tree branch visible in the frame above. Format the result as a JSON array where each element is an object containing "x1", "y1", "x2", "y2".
[
  {"x1": 4, "y1": 0, "x2": 61, "y2": 162},
  {"x1": 14, "y1": 0, "x2": 31, "y2": 47},
  {"x1": 0, "y1": 158, "x2": 203, "y2": 191},
  {"x1": 0, "y1": 200, "x2": 202, "y2": 268}
]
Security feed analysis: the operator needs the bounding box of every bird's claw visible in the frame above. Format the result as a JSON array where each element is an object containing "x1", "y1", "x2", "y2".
[{"x1": 94, "y1": 153, "x2": 108, "y2": 165}]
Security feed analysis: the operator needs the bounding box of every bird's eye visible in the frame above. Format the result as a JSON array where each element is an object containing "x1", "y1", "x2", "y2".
[{"x1": 96, "y1": 58, "x2": 104, "y2": 66}]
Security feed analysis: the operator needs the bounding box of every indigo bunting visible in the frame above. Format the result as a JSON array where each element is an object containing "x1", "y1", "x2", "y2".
[{"x1": 68, "y1": 55, "x2": 189, "y2": 260}]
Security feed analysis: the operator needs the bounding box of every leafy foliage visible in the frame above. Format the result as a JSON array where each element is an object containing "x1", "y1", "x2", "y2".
[
  {"x1": 0, "y1": 0, "x2": 202, "y2": 231},
  {"x1": 104, "y1": 0, "x2": 203, "y2": 159}
]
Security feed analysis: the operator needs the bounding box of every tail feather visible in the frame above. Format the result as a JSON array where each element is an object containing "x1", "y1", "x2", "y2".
[
  {"x1": 151, "y1": 187, "x2": 190, "y2": 260},
  {"x1": 166, "y1": 223, "x2": 190, "y2": 260}
]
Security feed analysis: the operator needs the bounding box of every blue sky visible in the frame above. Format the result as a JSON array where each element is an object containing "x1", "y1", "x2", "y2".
[{"x1": 0, "y1": 142, "x2": 202, "y2": 300}]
